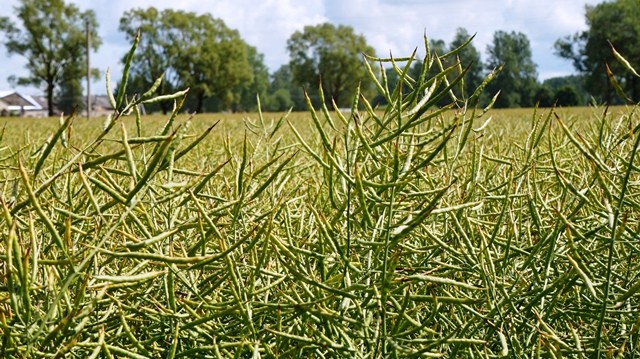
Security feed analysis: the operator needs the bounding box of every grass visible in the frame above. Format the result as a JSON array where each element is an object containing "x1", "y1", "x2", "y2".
[{"x1": 1, "y1": 36, "x2": 640, "y2": 358}]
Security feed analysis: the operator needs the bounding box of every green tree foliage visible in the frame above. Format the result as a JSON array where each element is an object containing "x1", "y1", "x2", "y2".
[
  {"x1": 264, "y1": 64, "x2": 305, "y2": 112},
  {"x1": 387, "y1": 30, "x2": 481, "y2": 108},
  {"x1": 449, "y1": 28, "x2": 483, "y2": 98},
  {"x1": 534, "y1": 83, "x2": 581, "y2": 108},
  {"x1": 119, "y1": 8, "x2": 253, "y2": 114},
  {"x1": 543, "y1": 74, "x2": 583, "y2": 90},
  {"x1": 287, "y1": 23, "x2": 376, "y2": 108},
  {"x1": 419, "y1": 38, "x2": 447, "y2": 76},
  {"x1": 422, "y1": 30, "x2": 483, "y2": 104},
  {"x1": 485, "y1": 31, "x2": 538, "y2": 108},
  {"x1": 534, "y1": 85, "x2": 555, "y2": 107},
  {"x1": 57, "y1": 63, "x2": 100, "y2": 115},
  {"x1": 555, "y1": 0, "x2": 640, "y2": 103},
  {"x1": 413, "y1": 38, "x2": 447, "y2": 82},
  {"x1": 236, "y1": 45, "x2": 269, "y2": 112},
  {"x1": 373, "y1": 38, "x2": 448, "y2": 108},
  {"x1": 370, "y1": 66, "x2": 402, "y2": 108},
  {"x1": 57, "y1": 66, "x2": 84, "y2": 115},
  {"x1": 0, "y1": 0, "x2": 101, "y2": 116},
  {"x1": 119, "y1": 8, "x2": 178, "y2": 114},
  {"x1": 405, "y1": 40, "x2": 448, "y2": 107},
  {"x1": 555, "y1": 86, "x2": 580, "y2": 107},
  {"x1": 543, "y1": 75, "x2": 587, "y2": 106}
]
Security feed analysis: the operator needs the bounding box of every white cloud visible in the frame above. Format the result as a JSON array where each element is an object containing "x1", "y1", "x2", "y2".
[
  {"x1": 208, "y1": 0, "x2": 328, "y2": 69},
  {"x1": 85, "y1": 0, "x2": 328, "y2": 70},
  {"x1": 0, "y1": 0, "x2": 603, "y2": 95}
]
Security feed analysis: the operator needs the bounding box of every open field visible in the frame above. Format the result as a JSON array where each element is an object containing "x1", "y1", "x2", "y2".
[
  {"x1": 0, "y1": 106, "x2": 630, "y2": 148},
  {"x1": 1, "y1": 101, "x2": 640, "y2": 358}
]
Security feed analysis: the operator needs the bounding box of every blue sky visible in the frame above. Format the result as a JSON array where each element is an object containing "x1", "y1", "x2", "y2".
[{"x1": 0, "y1": 0, "x2": 602, "y2": 95}]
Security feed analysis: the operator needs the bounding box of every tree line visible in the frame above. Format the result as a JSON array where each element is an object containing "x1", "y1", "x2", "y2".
[{"x1": 1, "y1": 0, "x2": 638, "y2": 116}]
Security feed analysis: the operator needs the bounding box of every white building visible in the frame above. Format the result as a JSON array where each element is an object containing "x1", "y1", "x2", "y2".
[{"x1": 0, "y1": 91, "x2": 48, "y2": 117}]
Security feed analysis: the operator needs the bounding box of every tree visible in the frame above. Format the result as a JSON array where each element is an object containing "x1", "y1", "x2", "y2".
[
  {"x1": 120, "y1": 8, "x2": 253, "y2": 114},
  {"x1": 58, "y1": 65, "x2": 84, "y2": 114},
  {"x1": 119, "y1": 7, "x2": 180, "y2": 114},
  {"x1": 449, "y1": 28, "x2": 483, "y2": 99},
  {"x1": 0, "y1": 0, "x2": 101, "y2": 116},
  {"x1": 265, "y1": 64, "x2": 305, "y2": 111},
  {"x1": 287, "y1": 23, "x2": 376, "y2": 108},
  {"x1": 236, "y1": 45, "x2": 269, "y2": 112},
  {"x1": 373, "y1": 39, "x2": 448, "y2": 108},
  {"x1": 543, "y1": 75, "x2": 587, "y2": 105},
  {"x1": 371, "y1": 34, "x2": 478, "y2": 109},
  {"x1": 555, "y1": 0, "x2": 640, "y2": 103},
  {"x1": 418, "y1": 31, "x2": 483, "y2": 105},
  {"x1": 172, "y1": 13, "x2": 251, "y2": 113},
  {"x1": 418, "y1": 38, "x2": 447, "y2": 80},
  {"x1": 57, "y1": 61, "x2": 100, "y2": 115},
  {"x1": 555, "y1": 86, "x2": 580, "y2": 107},
  {"x1": 485, "y1": 31, "x2": 538, "y2": 108},
  {"x1": 534, "y1": 85, "x2": 555, "y2": 107},
  {"x1": 370, "y1": 66, "x2": 402, "y2": 108}
]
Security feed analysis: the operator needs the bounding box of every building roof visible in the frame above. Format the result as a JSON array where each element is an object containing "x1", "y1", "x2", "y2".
[
  {"x1": 0, "y1": 91, "x2": 43, "y2": 111},
  {"x1": 31, "y1": 95, "x2": 52, "y2": 110},
  {"x1": 91, "y1": 95, "x2": 115, "y2": 110}
]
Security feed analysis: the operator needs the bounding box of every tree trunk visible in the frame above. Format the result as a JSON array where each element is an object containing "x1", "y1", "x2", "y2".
[
  {"x1": 158, "y1": 83, "x2": 170, "y2": 114},
  {"x1": 195, "y1": 91, "x2": 205, "y2": 114},
  {"x1": 47, "y1": 81, "x2": 55, "y2": 117},
  {"x1": 159, "y1": 101, "x2": 169, "y2": 115}
]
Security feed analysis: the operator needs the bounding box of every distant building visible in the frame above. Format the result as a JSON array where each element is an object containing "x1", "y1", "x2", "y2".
[
  {"x1": 0, "y1": 99, "x2": 8, "y2": 115},
  {"x1": 31, "y1": 95, "x2": 61, "y2": 117},
  {"x1": 0, "y1": 91, "x2": 48, "y2": 117},
  {"x1": 84, "y1": 95, "x2": 115, "y2": 117},
  {"x1": 1, "y1": 91, "x2": 121, "y2": 118}
]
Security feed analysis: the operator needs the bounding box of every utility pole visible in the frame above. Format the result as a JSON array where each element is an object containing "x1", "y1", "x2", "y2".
[{"x1": 86, "y1": 18, "x2": 91, "y2": 120}]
